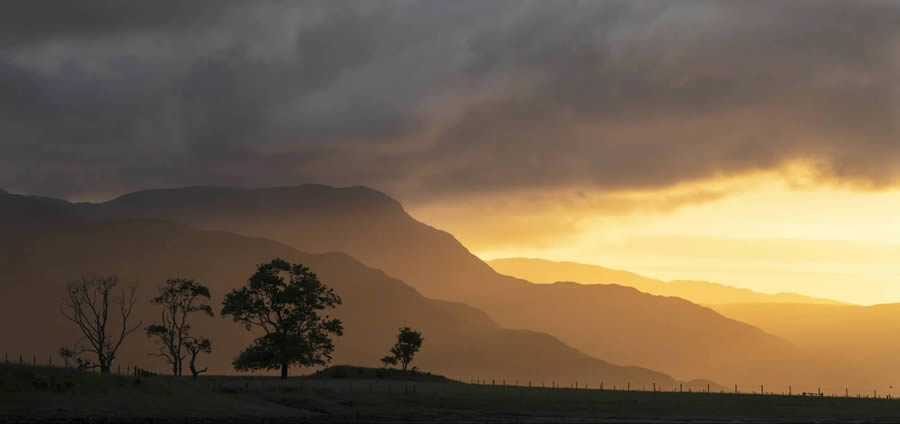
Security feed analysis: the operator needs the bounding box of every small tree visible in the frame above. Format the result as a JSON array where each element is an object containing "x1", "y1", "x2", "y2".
[
  {"x1": 184, "y1": 337, "x2": 212, "y2": 380},
  {"x1": 59, "y1": 276, "x2": 140, "y2": 374},
  {"x1": 384, "y1": 327, "x2": 424, "y2": 371},
  {"x1": 145, "y1": 278, "x2": 213, "y2": 376},
  {"x1": 380, "y1": 355, "x2": 398, "y2": 369},
  {"x1": 221, "y1": 258, "x2": 343, "y2": 379}
]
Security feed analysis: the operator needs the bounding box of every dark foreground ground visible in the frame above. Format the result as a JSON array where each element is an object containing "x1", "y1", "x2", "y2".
[{"x1": 3, "y1": 364, "x2": 900, "y2": 423}]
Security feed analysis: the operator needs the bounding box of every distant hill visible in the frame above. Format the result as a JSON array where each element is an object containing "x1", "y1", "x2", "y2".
[
  {"x1": 488, "y1": 258, "x2": 844, "y2": 305},
  {"x1": 64, "y1": 185, "x2": 795, "y2": 386},
  {"x1": 711, "y1": 302, "x2": 900, "y2": 392},
  {"x1": 0, "y1": 191, "x2": 675, "y2": 388}
]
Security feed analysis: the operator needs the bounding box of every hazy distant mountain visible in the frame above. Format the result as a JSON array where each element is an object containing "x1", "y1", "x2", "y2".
[
  {"x1": 711, "y1": 302, "x2": 900, "y2": 393},
  {"x1": 0, "y1": 191, "x2": 675, "y2": 388},
  {"x1": 488, "y1": 258, "x2": 844, "y2": 305},
  {"x1": 66, "y1": 185, "x2": 795, "y2": 386}
]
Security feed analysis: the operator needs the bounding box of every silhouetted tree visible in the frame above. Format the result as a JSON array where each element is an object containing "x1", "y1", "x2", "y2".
[
  {"x1": 221, "y1": 258, "x2": 343, "y2": 379},
  {"x1": 381, "y1": 355, "x2": 399, "y2": 368},
  {"x1": 145, "y1": 278, "x2": 213, "y2": 376},
  {"x1": 384, "y1": 327, "x2": 424, "y2": 371},
  {"x1": 184, "y1": 337, "x2": 212, "y2": 380},
  {"x1": 59, "y1": 346, "x2": 92, "y2": 369},
  {"x1": 59, "y1": 276, "x2": 140, "y2": 374}
]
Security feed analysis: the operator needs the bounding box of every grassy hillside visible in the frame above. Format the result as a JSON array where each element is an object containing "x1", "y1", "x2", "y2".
[{"x1": 2, "y1": 364, "x2": 899, "y2": 423}]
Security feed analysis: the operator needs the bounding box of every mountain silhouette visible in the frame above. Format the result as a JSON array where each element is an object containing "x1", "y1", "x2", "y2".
[
  {"x1": 0, "y1": 190, "x2": 677, "y2": 388},
  {"x1": 488, "y1": 257, "x2": 844, "y2": 305},
  {"x1": 65, "y1": 185, "x2": 794, "y2": 386}
]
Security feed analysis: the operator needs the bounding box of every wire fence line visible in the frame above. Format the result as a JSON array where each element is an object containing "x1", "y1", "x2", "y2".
[{"x1": 4, "y1": 351, "x2": 897, "y2": 400}]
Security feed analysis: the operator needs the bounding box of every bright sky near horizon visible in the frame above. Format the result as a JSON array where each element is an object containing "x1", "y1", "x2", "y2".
[{"x1": 412, "y1": 167, "x2": 900, "y2": 306}]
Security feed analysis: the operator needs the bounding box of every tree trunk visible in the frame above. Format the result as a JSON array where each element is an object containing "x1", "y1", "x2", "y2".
[
  {"x1": 281, "y1": 362, "x2": 288, "y2": 379},
  {"x1": 100, "y1": 363, "x2": 110, "y2": 374}
]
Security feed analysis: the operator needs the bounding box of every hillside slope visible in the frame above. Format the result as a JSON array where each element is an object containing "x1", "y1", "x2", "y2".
[
  {"x1": 712, "y1": 302, "x2": 900, "y2": 392},
  {"x1": 68, "y1": 185, "x2": 793, "y2": 385},
  {"x1": 0, "y1": 192, "x2": 675, "y2": 387}
]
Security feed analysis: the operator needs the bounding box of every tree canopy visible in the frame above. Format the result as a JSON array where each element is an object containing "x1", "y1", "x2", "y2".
[
  {"x1": 221, "y1": 258, "x2": 343, "y2": 379},
  {"x1": 383, "y1": 327, "x2": 424, "y2": 371}
]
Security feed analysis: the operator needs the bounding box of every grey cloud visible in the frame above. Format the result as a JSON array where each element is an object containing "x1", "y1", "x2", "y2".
[
  {"x1": 0, "y1": 0, "x2": 898, "y2": 202},
  {"x1": 0, "y1": 1, "x2": 247, "y2": 49}
]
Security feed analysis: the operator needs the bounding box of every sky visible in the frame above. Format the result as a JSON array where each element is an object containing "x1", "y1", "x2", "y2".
[{"x1": 2, "y1": 1, "x2": 900, "y2": 305}]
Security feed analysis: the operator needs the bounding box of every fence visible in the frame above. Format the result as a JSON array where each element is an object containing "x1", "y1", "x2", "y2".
[
  {"x1": 3, "y1": 351, "x2": 896, "y2": 400},
  {"x1": 3, "y1": 351, "x2": 150, "y2": 378}
]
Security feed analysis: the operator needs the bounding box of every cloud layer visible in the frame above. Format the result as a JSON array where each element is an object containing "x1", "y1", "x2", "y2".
[{"x1": 2, "y1": 0, "x2": 899, "y2": 203}]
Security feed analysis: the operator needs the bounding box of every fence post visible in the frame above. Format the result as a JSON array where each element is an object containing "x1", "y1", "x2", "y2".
[
  {"x1": 33, "y1": 355, "x2": 36, "y2": 367},
  {"x1": 707, "y1": 383, "x2": 710, "y2": 393},
  {"x1": 679, "y1": 383, "x2": 682, "y2": 393},
  {"x1": 735, "y1": 384, "x2": 738, "y2": 394},
  {"x1": 761, "y1": 385, "x2": 764, "y2": 395},
  {"x1": 627, "y1": 382, "x2": 630, "y2": 391}
]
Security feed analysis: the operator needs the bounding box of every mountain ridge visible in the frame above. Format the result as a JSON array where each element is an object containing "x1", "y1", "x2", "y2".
[
  {"x1": 489, "y1": 257, "x2": 845, "y2": 305},
  {"x1": 0, "y1": 190, "x2": 679, "y2": 387},
  {"x1": 29, "y1": 184, "x2": 799, "y2": 386}
]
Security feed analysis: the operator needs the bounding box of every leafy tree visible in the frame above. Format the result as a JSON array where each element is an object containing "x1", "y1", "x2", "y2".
[
  {"x1": 145, "y1": 278, "x2": 213, "y2": 376},
  {"x1": 384, "y1": 327, "x2": 424, "y2": 371},
  {"x1": 59, "y1": 276, "x2": 140, "y2": 374},
  {"x1": 221, "y1": 258, "x2": 343, "y2": 379},
  {"x1": 184, "y1": 337, "x2": 212, "y2": 380}
]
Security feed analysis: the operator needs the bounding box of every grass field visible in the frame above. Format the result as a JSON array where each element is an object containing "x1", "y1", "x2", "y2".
[{"x1": 3, "y1": 363, "x2": 900, "y2": 423}]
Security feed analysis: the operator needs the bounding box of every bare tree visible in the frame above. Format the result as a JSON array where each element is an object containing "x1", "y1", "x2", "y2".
[{"x1": 59, "y1": 276, "x2": 141, "y2": 374}]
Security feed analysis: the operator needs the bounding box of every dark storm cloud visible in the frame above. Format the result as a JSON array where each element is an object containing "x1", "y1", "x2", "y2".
[
  {"x1": 0, "y1": 0, "x2": 898, "y2": 202},
  {"x1": 0, "y1": 1, "x2": 246, "y2": 49}
]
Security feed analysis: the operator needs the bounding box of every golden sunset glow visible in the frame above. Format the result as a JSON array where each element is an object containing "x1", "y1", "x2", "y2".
[
  {"x1": 413, "y1": 165, "x2": 900, "y2": 306},
  {"x1": 6, "y1": 2, "x2": 900, "y2": 421}
]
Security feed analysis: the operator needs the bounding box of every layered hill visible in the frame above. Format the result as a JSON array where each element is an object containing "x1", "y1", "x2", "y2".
[
  {"x1": 488, "y1": 258, "x2": 844, "y2": 305},
  {"x1": 65, "y1": 185, "x2": 794, "y2": 385},
  {"x1": 711, "y1": 302, "x2": 900, "y2": 393},
  {"x1": 0, "y1": 191, "x2": 674, "y2": 388}
]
